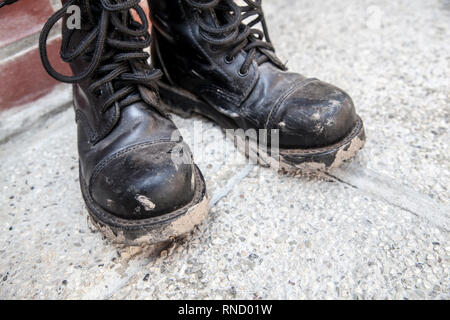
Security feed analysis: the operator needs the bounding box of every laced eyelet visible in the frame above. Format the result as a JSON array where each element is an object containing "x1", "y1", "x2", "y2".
[
  {"x1": 224, "y1": 55, "x2": 235, "y2": 64},
  {"x1": 238, "y1": 69, "x2": 249, "y2": 77}
]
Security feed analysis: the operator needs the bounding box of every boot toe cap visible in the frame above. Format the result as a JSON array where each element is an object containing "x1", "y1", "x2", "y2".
[
  {"x1": 274, "y1": 80, "x2": 358, "y2": 149},
  {"x1": 90, "y1": 142, "x2": 196, "y2": 220}
]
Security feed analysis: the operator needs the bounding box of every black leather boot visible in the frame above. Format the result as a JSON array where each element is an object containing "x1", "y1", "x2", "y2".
[
  {"x1": 149, "y1": 0, "x2": 366, "y2": 173},
  {"x1": 39, "y1": 0, "x2": 209, "y2": 246}
]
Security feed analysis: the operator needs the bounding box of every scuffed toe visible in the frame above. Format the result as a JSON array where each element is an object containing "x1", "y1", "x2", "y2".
[
  {"x1": 274, "y1": 80, "x2": 358, "y2": 149},
  {"x1": 90, "y1": 141, "x2": 196, "y2": 220}
]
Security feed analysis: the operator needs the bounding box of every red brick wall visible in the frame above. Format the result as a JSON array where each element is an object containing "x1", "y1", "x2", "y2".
[{"x1": 0, "y1": 0, "x2": 150, "y2": 111}]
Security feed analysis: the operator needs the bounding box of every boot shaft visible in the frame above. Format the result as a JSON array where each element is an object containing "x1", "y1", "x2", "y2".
[
  {"x1": 148, "y1": 0, "x2": 287, "y2": 113},
  {"x1": 149, "y1": 0, "x2": 266, "y2": 108},
  {"x1": 40, "y1": 0, "x2": 161, "y2": 144}
]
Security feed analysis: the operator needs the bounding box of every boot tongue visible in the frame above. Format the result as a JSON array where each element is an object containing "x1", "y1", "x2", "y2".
[
  {"x1": 198, "y1": 1, "x2": 238, "y2": 41},
  {"x1": 89, "y1": 0, "x2": 163, "y2": 112}
]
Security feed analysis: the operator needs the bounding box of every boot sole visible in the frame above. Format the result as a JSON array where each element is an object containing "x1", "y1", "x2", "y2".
[
  {"x1": 159, "y1": 82, "x2": 366, "y2": 174},
  {"x1": 80, "y1": 165, "x2": 209, "y2": 246}
]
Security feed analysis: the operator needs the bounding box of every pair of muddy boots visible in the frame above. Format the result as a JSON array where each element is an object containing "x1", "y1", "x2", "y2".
[{"x1": 39, "y1": 0, "x2": 365, "y2": 246}]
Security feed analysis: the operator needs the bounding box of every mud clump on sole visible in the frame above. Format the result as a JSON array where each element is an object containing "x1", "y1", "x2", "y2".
[
  {"x1": 232, "y1": 117, "x2": 366, "y2": 176},
  {"x1": 87, "y1": 193, "x2": 210, "y2": 249},
  {"x1": 331, "y1": 136, "x2": 365, "y2": 169}
]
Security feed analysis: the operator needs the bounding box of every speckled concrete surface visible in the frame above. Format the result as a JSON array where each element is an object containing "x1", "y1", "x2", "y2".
[{"x1": 0, "y1": 0, "x2": 449, "y2": 299}]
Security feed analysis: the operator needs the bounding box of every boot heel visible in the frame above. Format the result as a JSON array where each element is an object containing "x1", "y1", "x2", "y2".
[{"x1": 158, "y1": 81, "x2": 203, "y2": 118}]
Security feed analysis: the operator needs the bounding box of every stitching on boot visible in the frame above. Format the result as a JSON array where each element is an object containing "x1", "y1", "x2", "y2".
[{"x1": 265, "y1": 78, "x2": 319, "y2": 129}]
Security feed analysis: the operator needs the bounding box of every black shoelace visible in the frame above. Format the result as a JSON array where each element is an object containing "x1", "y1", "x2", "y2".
[
  {"x1": 39, "y1": 0, "x2": 163, "y2": 114},
  {"x1": 186, "y1": 0, "x2": 286, "y2": 74},
  {"x1": 0, "y1": 0, "x2": 19, "y2": 8}
]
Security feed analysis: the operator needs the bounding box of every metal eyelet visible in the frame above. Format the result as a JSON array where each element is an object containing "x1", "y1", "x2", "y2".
[
  {"x1": 224, "y1": 55, "x2": 235, "y2": 64},
  {"x1": 238, "y1": 69, "x2": 249, "y2": 77}
]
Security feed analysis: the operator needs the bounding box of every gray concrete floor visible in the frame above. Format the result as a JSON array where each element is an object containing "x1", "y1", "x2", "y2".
[{"x1": 0, "y1": 0, "x2": 449, "y2": 299}]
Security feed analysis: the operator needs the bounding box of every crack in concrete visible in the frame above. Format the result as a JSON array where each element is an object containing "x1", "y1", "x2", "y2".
[
  {"x1": 327, "y1": 165, "x2": 450, "y2": 232},
  {"x1": 210, "y1": 163, "x2": 256, "y2": 207}
]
